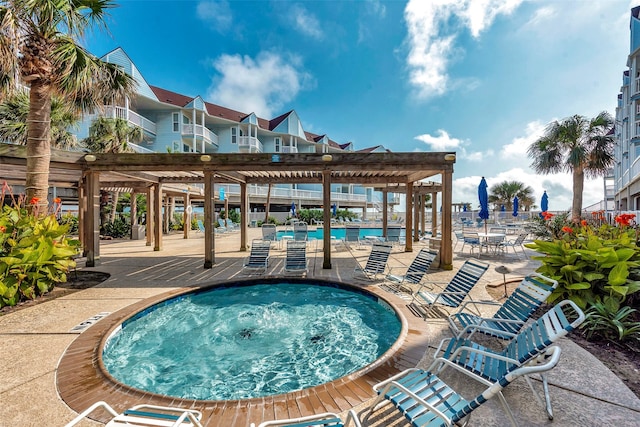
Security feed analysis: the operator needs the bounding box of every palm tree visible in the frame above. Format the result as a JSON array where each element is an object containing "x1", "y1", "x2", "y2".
[
  {"x1": 83, "y1": 117, "x2": 143, "y2": 222},
  {"x1": 528, "y1": 112, "x2": 614, "y2": 220},
  {"x1": 488, "y1": 180, "x2": 535, "y2": 212},
  {"x1": 0, "y1": 0, "x2": 137, "y2": 214},
  {"x1": 0, "y1": 90, "x2": 79, "y2": 149}
]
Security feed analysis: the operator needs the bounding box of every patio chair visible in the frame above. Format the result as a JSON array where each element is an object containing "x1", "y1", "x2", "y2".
[
  {"x1": 385, "y1": 225, "x2": 404, "y2": 245},
  {"x1": 485, "y1": 227, "x2": 507, "y2": 254},
  {"x1": 293, "y1": 221, "x2": 308, "y2": 241},
  {"x1": 242, "y1": 240, "x2": 271, "y2": 274},
  {"x1": 216, "y1": 218, "x2": 228, "y2": 233},
  {"x1": 344, "y1": 225, "x2": 361, "y2": 249},
  {"x1": 500, "y1": 231, "x2": 529, "y2": 257},
  {"x1": 64, "y1": 401, "x2": 203, "y2": 427},
  {"x1": 453, "y1": 229, "x2": 464, "y2": 251},
  {"x1": 384, "y1": 248, "x2": 438, "y2": 293},
  {"x1": 284, "y1": 240, "x2": 308, "y2": 275},
  {"x1": 461, "y1": 231, "x2": 482, "y2": 255},
  {"x1": 448, "y1": 273, "x2": 558, "y2": 340},
  {"x1": 410, "y1": 258, "x2": 489, "y2": 318},
  {"x1": 251, "y1": 410, "x2": 362, "y2": 427},
  {"x1": 353, "y1": 242, "x2": 393, "y2": 281},
  {"x1": 368, "y1": 346, "x2": 563, "y2": 427},
  {"x1": 196, "y1": 219, "x2": 205, "y2": 233},
  {"x1": 261, "y1": 223, "x2": 277, "y2": 243},
  {"x1": 432, "y1": 300, "x2": 586, "y2": 422},
  {"x1": 225, "y1": 218, "x2": 239, "y2": 231}
]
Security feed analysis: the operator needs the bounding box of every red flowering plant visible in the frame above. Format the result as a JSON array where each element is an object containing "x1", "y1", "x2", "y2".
[
  {"x1": 525, "y1": 210, "x2": 640, "y2": 312},
  {"x1": 0, "y1": 183, "x2": 80, "y2": 307}
]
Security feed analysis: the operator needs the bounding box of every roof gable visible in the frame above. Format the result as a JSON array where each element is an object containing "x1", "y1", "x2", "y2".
[{"x1": 101, "y1": 48, "x2": 157, "y2": 101}]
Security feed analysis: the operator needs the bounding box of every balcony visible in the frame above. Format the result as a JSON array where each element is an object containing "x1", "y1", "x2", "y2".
[
  {"x1": 182, "y1": 124, "x2": 219, "y2": 147},
  {"x1": 633, "y1": 78, "x2": 640, "y2": 100},
  {"x1": 238, "y1": 136, "x2": 263, "y2": 153},
  {"x1": 281, "y1": 146, "x2": 298, "y2": 153},
  {"x1": 104, "y1": 106, "x2": 156, "y2": 135}
]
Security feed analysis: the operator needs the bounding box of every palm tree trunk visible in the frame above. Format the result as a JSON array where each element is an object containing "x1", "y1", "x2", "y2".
[
  {"x1": 110, "y1": 190, "x2": 120, "y2": 223},
  {"x1": 25, "y1": 81, "x2": 52, "y2": 215},
  {"x1": 572, "y1": 166, "x2": 585, "y2": 221}
]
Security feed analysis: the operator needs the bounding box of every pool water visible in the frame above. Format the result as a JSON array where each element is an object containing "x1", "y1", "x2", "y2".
[
  {"x1": 102, "y1": 281, "x2": 401, "y2": 400},
  {"x1": 277, "y1": 227, "x2": 405, "y2": 240}
]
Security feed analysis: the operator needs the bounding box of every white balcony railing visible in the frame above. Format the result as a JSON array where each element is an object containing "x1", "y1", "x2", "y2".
[
  {"x1": 216, "y1": 184, "x2": 369, "y2": 204},
  {"x1": 104, "y1": 106, "x2": 157, "y2": 135},
  {"x1": 281, "y1": 146, "x2": 298, "y2": 153},
  {"x1": 182, "y1": 124, "x2": 219, "y2": 147},
  {"x1": 634, "y1": 78, "x2": 640, "y2": 96},
  {"x1": 238, "y1": 136, "x2": 263, "y2": 153}
]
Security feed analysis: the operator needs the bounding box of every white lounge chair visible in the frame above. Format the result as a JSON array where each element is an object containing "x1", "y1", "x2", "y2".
[
  {"x1": 64, "y1": 401, "x2": 203, "y2": 427},
  {"x1": 242, "y1": 240, "x2": 271, "y2": 274},
  {"x1": 251, "y1": 410, "x2": 361, "y2": 427},
  {"x1": 384, "y1": 248, "x2": 438, "y2": 293},
  {"x1": 353, "y1": 242, "x2": 392, "y2": 281},
  {"x1": 284, "y1": 240, "x2": 308, "y2": 275}
]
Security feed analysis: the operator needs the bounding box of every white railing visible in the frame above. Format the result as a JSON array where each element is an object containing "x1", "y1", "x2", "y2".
[
  {"x1": 238, "y1": 136, "x2": 263, "y2": 153},
  {"x1": 128, "y1": 143, "x2": 155, "y2": 153},
  {"x1": 281, "y1": 146, "x2": 298, "y2": 153},
  {"x1": 104, "y1": 106, "x2": 157, "y2": 134},
  {"x1": 215, "y1": 184, "x2": 368, "y2": 204},
  {"x1": 182, "y1": 124, "x2": 219, "y2": 146},
  {"x1": 634, "y1": 78, "x2": 640, "y2": 96}
]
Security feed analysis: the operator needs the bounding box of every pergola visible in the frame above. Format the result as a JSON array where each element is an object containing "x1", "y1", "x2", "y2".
[{"x1": 0, "y1": 144, "x2": 456, "y2": 269}]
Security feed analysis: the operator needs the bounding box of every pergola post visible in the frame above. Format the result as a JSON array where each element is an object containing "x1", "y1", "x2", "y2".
[
  {"x1": 240, "y1": 182, "x2": 248, "y2": 251},
  {"x1": 146, "y1": 186, "x2": 153, "y2": 247},
  {"x1": 441, "y1": 170, "x2": 454, "y2": 270},
  {"x1": 204, "y1": 171, "x2": 215, "y2": 268},
  {"x1": 413, "y1": 190, "x2": 420, "y2": 242},
  {"x1": 382, "y1": 188, "x2": 388, "y2": 238},
  {"x1": 405, "y1": 181, "x2": 413, "y2": 252},
  {"x1": 421, "y1": 194, "x2": 427, "y2": 240},
  {"x1": 322, "y1": 170, "x2": 332, "y2": 269},
  {"x1": 84, "y1": 171, "x2": 100, "y2": 267},
  {"x1": 431, "y1": 191, "x2": 438, "y2": 237},
  {"x1": 78, "y1": 177, "x2": 85, "y2": 255},
  {"x1": 154, "y1": 183, "x2": 163, "y2": 251}
]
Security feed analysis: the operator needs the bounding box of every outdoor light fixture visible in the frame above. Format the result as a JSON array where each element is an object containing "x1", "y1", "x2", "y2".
[
  {"x1": 84, "y1": 154, "x2": 96, "y2": 162},
  {"x1": 200, "y1": 154, "x2": 211, "y2": 162},
  {"x1": 444, "y1": 153, "x2": 456, "y2": 161},
  {"x1": 322, "y1": 154, "x2": 333, "y2": 162}
]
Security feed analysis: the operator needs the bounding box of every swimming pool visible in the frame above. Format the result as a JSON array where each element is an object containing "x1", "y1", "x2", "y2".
[
  {"x1": 101, "y1": 279, "x2": 402, "y2": 401},
  {"x1": 277, "y1": 226, "x2": 405, "y2": 240}
]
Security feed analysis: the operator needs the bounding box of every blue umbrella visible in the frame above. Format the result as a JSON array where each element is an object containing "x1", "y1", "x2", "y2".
[
  {"x1": 500, "y1": 205, "x2": 506, "y2": 212},
  {"x1": 512, "y1": 196, "x2": 519, "y2": 217},
  {"x1": 331, "y1": 203, "x2": 337, "y2": 217},
  {"x1": 291, "y1": 202, "x2": 296, "y2": 217},
  {"x1": 541, "y1": 191, "x2": 548, "y2": 215},
  {"x1": 478, "y1": 177, "x2": 489, "y2": 232},
  {"x1": 463, "y1": 204, "x2": 467, "y2": 212}
]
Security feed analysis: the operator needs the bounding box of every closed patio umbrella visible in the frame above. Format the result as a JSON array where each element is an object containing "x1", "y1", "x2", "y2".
[
  {"x1": 540, "y1": 191, "x2": 548, "y2": 217},
  {"x1": 478, "y1": 177, "x2": 489, "y2": 232},
  {"x1": 291, "y1": 202, "x2": 296, "y2": 217},
  {"x1": 332, "y1": 203, "x2": 337, "y2": 216},
  {"x1": 512, "y1": 196, "x2": 519, "y2": 217}
]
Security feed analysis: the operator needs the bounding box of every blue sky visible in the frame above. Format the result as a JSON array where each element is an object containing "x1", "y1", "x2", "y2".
[{"x1": 83, "y1": 0, "x2": 637, "y2": 211}]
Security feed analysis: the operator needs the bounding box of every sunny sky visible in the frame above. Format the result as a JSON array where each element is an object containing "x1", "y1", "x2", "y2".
[{"x1": 82, "y1": 0, "x2": 639, "y2": 212}]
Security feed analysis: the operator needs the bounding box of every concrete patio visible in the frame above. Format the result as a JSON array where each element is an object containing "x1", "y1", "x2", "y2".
[{"x1": 1, "y1": 229, "x2": 639, "y2": 426}]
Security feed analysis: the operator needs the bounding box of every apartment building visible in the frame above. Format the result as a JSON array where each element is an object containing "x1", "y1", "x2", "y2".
[{"x1": 76, "y1": 48, "x2": 397, "y2": 217}]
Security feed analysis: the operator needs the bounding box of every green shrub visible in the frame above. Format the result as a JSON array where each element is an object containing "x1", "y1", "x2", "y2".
[
  {"x1": 526, "y1": 214, "x2": 640, "y2": 310},
  {"x1": 58, "y1": 213, "x2": 79, "y2": 234},
  {"x1": 101, "y1": 217, "x2": 131, "y2": 238},
  {"x1": 581, "y1": 300, "x2": 640, "y2": 343},
  {"x1": 0, "y1": 192, "x2": 80, "y2": 307}
]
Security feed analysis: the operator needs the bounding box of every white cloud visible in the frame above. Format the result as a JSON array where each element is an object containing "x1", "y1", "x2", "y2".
[
  {"x1": 403, "y1": 0, "x2": 523, "y2": 98},
  {"x1": 500, "y1": 120, "x2": 546, "y2": 159},
  {"x1": 290, "y1": 4, "x2": 323, "y2": 40},
  {"x1": 414, "y1": 129, "x2": 463, "y2": 150},
  {"x1": 196, "y1": 0, "x2": 232, "y2": 31},
  {"x1": 207, "y1": 52, "x2": 313, "y2": 118}
]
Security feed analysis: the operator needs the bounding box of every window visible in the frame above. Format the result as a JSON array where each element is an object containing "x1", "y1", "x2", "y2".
[
  {"x1": 274, "y1": 137, "x2": 281, "y2": 152},
  {"x1": 231, "y1": 127, "x2": 237, "y2": 144},
  {"x1": 172, "y1": 113, "x2": 180, "y2": 132}
]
